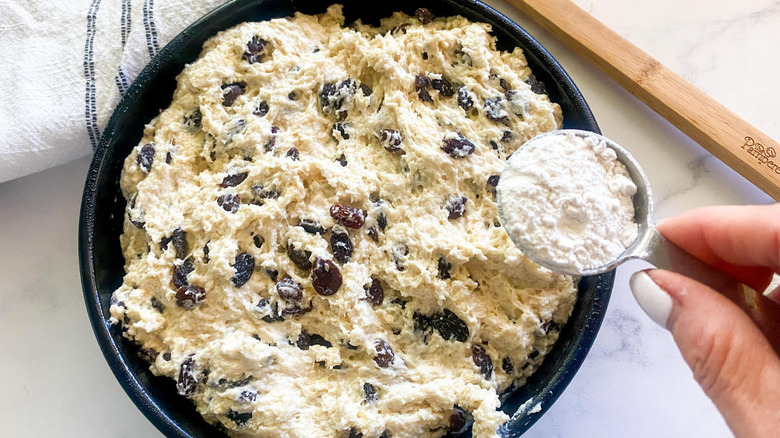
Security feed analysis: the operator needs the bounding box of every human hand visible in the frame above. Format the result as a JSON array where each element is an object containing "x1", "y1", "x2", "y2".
[{"x1": 629, "y1": 204, "x2": 780, "y2": 438}]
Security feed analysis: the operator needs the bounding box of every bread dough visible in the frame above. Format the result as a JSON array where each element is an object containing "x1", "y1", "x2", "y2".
[{"x1": 110, "y1": 6, "x2": 576, "y2": 437}]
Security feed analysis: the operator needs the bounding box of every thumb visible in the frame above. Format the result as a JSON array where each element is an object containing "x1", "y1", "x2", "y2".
[{"x1": 630, "y1": 269, "x2": 780, "y2": 438}]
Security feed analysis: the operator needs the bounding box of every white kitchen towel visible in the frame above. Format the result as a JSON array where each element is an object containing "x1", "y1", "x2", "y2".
[{"x1": 0, "y1": 0, "x2": 232, "y2": 184}]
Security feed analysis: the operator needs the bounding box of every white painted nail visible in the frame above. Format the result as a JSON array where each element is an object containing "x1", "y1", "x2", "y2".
[{"x1": 630, "y1": 271, "x2": 673, "y2": 329}]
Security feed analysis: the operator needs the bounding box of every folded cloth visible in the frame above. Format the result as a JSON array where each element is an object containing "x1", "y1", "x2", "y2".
[{"x1": 0, "y1": 0, "x2": 230, "y2": 183}]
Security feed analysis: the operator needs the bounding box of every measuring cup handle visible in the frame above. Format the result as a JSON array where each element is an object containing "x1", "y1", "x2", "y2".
[
  {"x1": 641, "y1": 227, "x2": 742, "y2": 293},
  {"x1": 639, "y1": 227, "x2": 780, "y2": 348}
]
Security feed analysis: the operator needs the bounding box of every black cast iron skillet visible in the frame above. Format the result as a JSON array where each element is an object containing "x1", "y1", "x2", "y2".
[{"x1": 79, "y1": 0, "x2": 613, "y2": 436}]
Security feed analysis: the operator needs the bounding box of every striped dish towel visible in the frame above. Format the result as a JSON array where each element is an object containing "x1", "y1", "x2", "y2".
[{"x1": 0, "y1": 0, "x2": 229, "y2": 183}]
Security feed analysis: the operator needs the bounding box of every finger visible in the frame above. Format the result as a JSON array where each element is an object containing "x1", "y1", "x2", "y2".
[
  {"x1": 631, "y1": 269, "x2": 780, "y2": 438},
  {"x1": 657, "y1": 204, "x2": 779, "y2": 291}
]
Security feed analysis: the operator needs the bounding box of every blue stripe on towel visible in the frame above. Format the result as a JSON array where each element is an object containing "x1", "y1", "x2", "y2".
[
  {"x1": 83, "y1": 0, "x2": 102, "y2": 151},
  {"x1": 143, "y1": 0, "x2": 160, "y2": 59},
  {"x1": 114, "y1": 0, "x2": 132, "y2": 95}
]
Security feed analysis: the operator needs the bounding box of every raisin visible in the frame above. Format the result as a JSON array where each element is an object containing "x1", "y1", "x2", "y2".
[
  {"x1": 253, "y1": 235, "x2": 264, "y2": 248},
  {"x1": 414, "y1": 74, "x2": 432, "y2": 102},
  {"x1": 129, "y1": 217, "x2": 145, "y2": 229},
  {"x1": 177, "y1": 355, "x2": 198, "y2": 397},
  {"x1": 295, "y1": 332, "x2": 310, "y2": 349},
  {"x1": 487, "y1": 175, "x2": 500, "y2": 187},
  {"x1": 419, "y1": 89, "x2": 433, "y2": 103},
  {"x1": 203, "y1": 243, "x2": 210, "y2": 263},
  {"x1": 264, "y1": 134, "x2": 277, "y2": 153},
  {"x1": 251, "y1": 184, "x2": 280, "y2": 200},
  {"x1": 529, "y1": 349, "x2": 540, "y2": 360},
  {"x1": 379, "y1": 129, "x2": 402, "y2": 152},
  {"x1": 444, "y1": 195, "x2": 467, "y2": 219},
  {"x1": 431, "y1": 309, "x2": 469, "y2": 342},
  {"x1": 490, "y1": 141, "x2": 500, "y2": 151},
  {"x1": 265, "y1": 269, "x2": 278, "y2": 281},
  {"x1": 441, "y1": 134, "x2": 476, "y2": 158},
  {"x1": 253, "y1": 100, "x2": 269, "y2": 116},
  {"x1": 367, "y1": 226, "x2": 379, "y2": 241},
  {"x1": 176, "y1": 285, "x2": 206, "y2": 309},
  {"x1": 221, "y1": 172, "x2": 248, "y2": 188},
  {"x1": 243, "y1": 35, "x2": 268, "y2": 64},
  {"x1": 319, "y1": 82, "x2": 337, "y2": 111},
  {"x1": 300, "y1": 219, "x2": 326, "y2": 235},
  {"x1": 431, "y1": 76, "x2": 454, "y2": 97},
  {"x1": 281, "y1": 304, "x2": 313, "y2": 317},
  {"x1": 373, "y1": 339, "x2": 394, "y2": 367},
  {"x1": 415, "y1": 7, "x2": 434, "y2": 24},
  {"x1": 167, "y1": 228, "x2": 187, "y2": 259},
  {"x1": 334, "y1": 123, "x2": 350, "y2": 140},
  {"x1": 183, "y1": 109, "x2": 202, "y2": 131},
  {"x1": 364, "y1": 277, "x2": 384, "y2": 306},
  {"x1": 391, "y1": 23, "x2": 410, "y2": 35},
  {"x1": 501, "y1": 131, "x2": 513, "y2": 143},
  {"x1": 339, "y1": 78, "x2": 356, "y2": 94},
  {"x1": 360, "y1": 84, "x2": 372, "y2": 96},
  {"x1": 330, "y1": 227, "x2": 353, "y2": 264},
  {"x1": 499, "y1": 78, "x2": 510, "y2": 91},
  {"x1": 173, "y1": 257, "x2": 194, "y2": 289},
  {"x1": 257, "y1": 298, "x2": 284, "y2": 322},
  {"x1": 150, "y1": 296, "x2": 165, "y2": 313},
  {"x1": 485, "y1": 97, "x2": 508, "y2": 122},
  {"x1": 377, "y1": 212, "x2": 387, "y2": 230},
  {"x1": 139, "y1": 348, "x2": 158, "y2": 362},
  {"x1": 165, "y1": 152, "x2": 172, "y2": 164},
  {"x1": 222, "y1": 82, "x2": 246, "y2": 106},
  {"x1": 422, "y1": 52, "x2": 429, "y2": 60},
  {"x1": 393, "y1": 243, "x2": 409, "y2": 271},
  {"x1": 413, "y1": 311, "x2": 432, "y2": 334},
  {"x1": 415, "y1": 74, "x2": 430, "y2": 90},
  {"x1": 349, "y1": 428, "x2": 363, "y2": 438},
  {"x1": 502, "y1": 357, "x2": 514, "y2": 374},
  {"x1": 297, "y1": 331, "x2": 331, "y2": 350},
  {"x1": 312, "y1": 258, "x2": 342, "y2": 296},
  {"x1": 287, "y1": 243, "x2": 312, "y2": 270},
  {"x1": 226, "y1": 409, "x2": 252, "y2": 427},
  {"x1": 275, "y1": 277, "x2": 303, "y2": 303},
  {"x1": 472, "y1": 345, "x2": 493, "y2": 378},
  {"x1": 239, "y1": 390, "x2": 257, "y2": 402},
  {"x1": 288, "y1": 91, "x2": 297, "y2": 100},
  {"x1": 217, "y1": 194, "x2": 241, "y2": 213},
  {"x1": 330, "y1": 203, "x2": 365, "y2": 228},
  {"x1": 525, "y1": 76, "x2": 548, "y2": 95},
  {"x1": 321, "y1": 79, "x2": 356, "y2": 119},
  {"x1": 286, "y1": 147, "x2": 299, "y2": 160},
  {"x1": 363, "y1": 382, "x2": 378, "y2": 403},
  {"x1": 232, "y1": 252, "x2": 254, "y2": 287},
  {"x1": 163, "y1": 352, "x2": 171, "y2": 361},
  {"x1": 137, "y1": 143, "x2": 155, "y2": 172},
  {"x1": 542, "y1": 320, "x2": 561, "y2": 333},
  {"x1": 379, "y1": 431, "x2": 392, "y2": 438},
  {"x1": 449, "y1": 405, "x2": 474, "y2": 435},
  {"x1": 457, "y1": 87, "x2": 474, "y2": 111},
  {"x1": 437, "y1": 257, "x2": 451, "y2": 279}
]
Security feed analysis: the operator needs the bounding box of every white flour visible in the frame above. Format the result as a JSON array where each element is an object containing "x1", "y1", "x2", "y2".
[{"x1": 497, "y1": 132, "x2": 638, "y2": 272}]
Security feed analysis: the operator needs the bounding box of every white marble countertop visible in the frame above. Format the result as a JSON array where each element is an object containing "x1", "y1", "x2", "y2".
[{"x1": 0, "y1": 0, "x2": 776, "y2": 436}]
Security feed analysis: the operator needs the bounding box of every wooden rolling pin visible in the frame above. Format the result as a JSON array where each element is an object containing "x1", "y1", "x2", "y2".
[{"x1": 507, "y1": 0, "x2": 780, "y2": 201}]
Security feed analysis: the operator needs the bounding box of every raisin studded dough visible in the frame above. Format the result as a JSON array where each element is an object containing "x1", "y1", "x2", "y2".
[{"x1": 110, "y1": 6, "x2": 576, "y2": 438}]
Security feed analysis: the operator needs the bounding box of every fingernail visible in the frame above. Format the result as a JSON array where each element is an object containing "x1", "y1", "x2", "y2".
[{"x1": 630, "y1": 270, "x2": 673, "y2": 328}]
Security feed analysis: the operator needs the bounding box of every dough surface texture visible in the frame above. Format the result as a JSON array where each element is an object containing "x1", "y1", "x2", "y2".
[{"x1": 111, "y1": 6, "x2": 576, "y2": 437}]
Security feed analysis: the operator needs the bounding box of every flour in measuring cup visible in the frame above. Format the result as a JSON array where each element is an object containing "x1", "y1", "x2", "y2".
[{"x1": 497, "y1": 132, "x2": 638, "y2": 272}]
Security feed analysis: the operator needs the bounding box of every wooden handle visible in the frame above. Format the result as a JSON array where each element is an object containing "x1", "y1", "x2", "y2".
[{"x1": 507, "y1": 0, "x2": 780, "y2": 201}]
